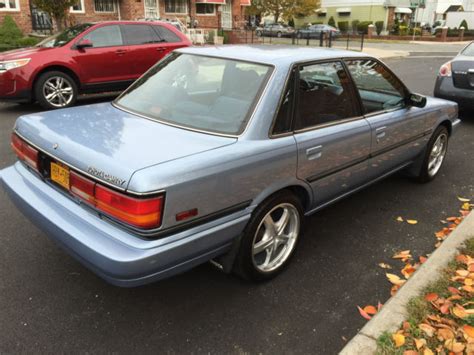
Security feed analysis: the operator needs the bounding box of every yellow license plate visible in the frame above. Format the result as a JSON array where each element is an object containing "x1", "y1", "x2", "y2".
[{"x1": 50, "y1": 162, "x2": 70, "y2": 190}]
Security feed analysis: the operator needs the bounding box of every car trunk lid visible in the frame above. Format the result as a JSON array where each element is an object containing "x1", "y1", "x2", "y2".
[
  {"x1": 14, "y1": 102, "x2": 237, "y2": 191},
  {"x1": 452, "y1": 57, "x2": 474, "y2": 90}
]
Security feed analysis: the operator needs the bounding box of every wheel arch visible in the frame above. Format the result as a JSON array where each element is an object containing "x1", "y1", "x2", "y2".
[
  {"x1": 438, "y1": 119, "x2": 452, "y2": 136},
  {"x1": 251, "y1": 182, "x2": 313, "y2": 213},
  {"x1": 31, "y1": 65, "x2": 81, "y2": 100}
]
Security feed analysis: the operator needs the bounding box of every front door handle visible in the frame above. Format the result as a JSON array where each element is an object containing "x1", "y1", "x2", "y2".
[
  {"x1": 375, "y1": 126, "x2": 387, "y2": 143},
  {"x1": 156, "y1": 47, "x2": 166, "y2": 52},
  {"x1": 115, "y1": 49, "x2": 127, "y2": 56},
  {"x1": 306, "y1": 145, "x2": 323, "y2": 160}
]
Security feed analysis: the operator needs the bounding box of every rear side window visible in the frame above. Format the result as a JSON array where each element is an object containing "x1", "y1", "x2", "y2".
[
  {"x1": 272, "y1": 71, "x2": 295, "y2": 135},
  {"x1": 122, "y1": 24, "x2": 161, "y2": 45},
  {"x1": 83, "y1": 25, "x2": 123, "y2": 47},
  {"x1": 345, "y1": 59, "x2": 407, "y2": 114},
  {"x1": 295, "y1": 61, "x2": 359, "y2": 130},
  {"x1": 153, "y1": 25, "x2": 181, "y2": 43}
]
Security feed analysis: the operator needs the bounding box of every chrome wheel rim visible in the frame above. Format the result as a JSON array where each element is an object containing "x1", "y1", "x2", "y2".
[
  {"x1": 42, "y1": 76, "x2": 74, "y2": 108},
  {"x1": 428, "y1": 133, "x2": 448, "y2": 177},
  {"x1": 252, "y1": 203, "x2": 300, "y2": 273}
]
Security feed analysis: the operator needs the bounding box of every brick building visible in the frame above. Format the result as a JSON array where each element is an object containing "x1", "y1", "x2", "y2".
[{"x1": 0, "y1": 0, "x2": 250, "y2": 35}]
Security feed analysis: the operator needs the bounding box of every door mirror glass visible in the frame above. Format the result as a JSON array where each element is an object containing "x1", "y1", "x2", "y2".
[
  {"x1": 408, "y1": 93, "x2": 427, "y2": 108},
  {"x1": 76, "y1": 38, "x2": 93, "y2": 49}
]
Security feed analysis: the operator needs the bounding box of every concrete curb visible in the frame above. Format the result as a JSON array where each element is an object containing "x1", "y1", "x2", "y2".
[{"x1": 340, "y1": 211, "x2": 474, "y2": 355}]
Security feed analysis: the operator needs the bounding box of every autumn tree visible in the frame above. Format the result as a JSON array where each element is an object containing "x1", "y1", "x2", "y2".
[
  {"x1": 248, "y1": 0, "x2": 320, "y2": 23},
  {"x1": 32, "y1": 0, "x2": 78, "y2": 30}
]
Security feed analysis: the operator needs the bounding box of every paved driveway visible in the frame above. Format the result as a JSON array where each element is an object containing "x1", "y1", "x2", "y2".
[{"x1": 0, "y1": 56, "x2": 473, "y2": 353}]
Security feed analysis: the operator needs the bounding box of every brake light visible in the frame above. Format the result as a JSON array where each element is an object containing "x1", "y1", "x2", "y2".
[
  {"x1": 95, "y1": 185, "x2": 163, "y2": 229},
  {"x1": 439, "y1": 61, "x2": 452, "y2": 77},
  {"x1": 11, "y1": 133, "x2": 39, "y2": 171},
  {"x1": 69, "y1": 172, "x2": 163, "y2": 229}
]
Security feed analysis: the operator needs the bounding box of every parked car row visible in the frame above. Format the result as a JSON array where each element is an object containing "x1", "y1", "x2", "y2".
[
  {"x1": 0, "y1": 21, "x2": 190, "y2": 109},
  {"x1": 0, "y1": 40, "x2": 462, "y2": 286},
  {"x1": 255, "y1": 23, "x2": 340, "y2": 39}
]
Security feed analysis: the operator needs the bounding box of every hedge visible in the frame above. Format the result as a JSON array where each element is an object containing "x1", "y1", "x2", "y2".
[
  {"x1": 357, "y1": 21, "x2": 373, "y2": 34},
  {"x1": 337, "y1": 21, "x2": 349, "y2": 33},
  {"x1": 375, "y1": 21, "x2": 384, "y2": 35}
]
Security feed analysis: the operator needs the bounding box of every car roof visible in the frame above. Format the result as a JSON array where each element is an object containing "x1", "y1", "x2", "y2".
[{"x1": 177, "y1": 45, "x2": 369, "y2": 66}]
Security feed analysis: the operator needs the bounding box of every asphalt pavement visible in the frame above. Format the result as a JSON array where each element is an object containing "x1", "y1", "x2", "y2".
[{"x1": 0, "y1": 56, "x2": 473, "y2": 354}]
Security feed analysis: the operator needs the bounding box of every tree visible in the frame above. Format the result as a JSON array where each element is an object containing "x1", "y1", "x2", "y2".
[
  {"x1": 460, "y1": 19, "x2": 468, "y2": 30},
  {"x1": 328, "y1": 16, "x2": 335, "y2": 27},
  {"x1": 32, "y1": 0, "x2": 77, "y2": 30},
  {"x1": 249, "y1": 0, "x2": 319, "y2": 24}
]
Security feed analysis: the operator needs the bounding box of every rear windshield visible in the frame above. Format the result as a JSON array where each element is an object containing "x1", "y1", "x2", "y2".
[
  {"x1": 36, "y1": 24, "x2": 93, "y2": 48},
  {"x1": 115, "y1": 53, "x2": 272, "y2": 135},
  {"x1": 462, "y1": 43, "x2": 474, "y2": 56}
]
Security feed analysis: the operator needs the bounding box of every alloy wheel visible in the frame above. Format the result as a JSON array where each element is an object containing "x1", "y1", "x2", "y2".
[
  {"x1": 428, "y1": 133, "x2": 448, "y2": 177},
  {"x1": 42, "y1": 76, "x2": 74, "y2": 108}
]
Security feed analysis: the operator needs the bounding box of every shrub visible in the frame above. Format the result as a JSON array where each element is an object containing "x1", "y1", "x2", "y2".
[
  {"x1": 408, "y1": 27, "x2": 422, "y2": 36},
  {"x1": 0, "y1": 15, "x2": 23, "y2": 46},
  {"x1": 17, "y1": 36, "x2": 41, "y2": 47},
  {"x1": 337, "y1": 21, "x2": 349, "y2": 33},
  {"x1": 391, "y1": 18, "x2": 400, "y2": 34},
  {"x1": 351, "y1": 20, "x2": 360, "y2": 33},
  {"x1": 357, "y1": 21, "x2": 373, "y2": 34},
  {"x1": 328, "y1": 16, "x2": 336, "y2": 27},
  {"x1": 375, "y1": 21, "x2": 384, "y2": 35},
  {"x1": 399, "y1": 25, "x2": 408, "y2": 36},
  {"x1": 460, "y1": 19, "x2": 468, "y2": 30}
]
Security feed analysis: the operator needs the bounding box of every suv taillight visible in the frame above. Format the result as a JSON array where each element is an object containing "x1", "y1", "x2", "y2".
[
  {"x1": 439, "y1": 61, "x2": 452, "y2": 77},
  {"x1": 70, "y1": 171, "x2": 163, "y2": 229},
  {"x1": 11, "y1": 133, "x2": 39, "y2": 171}
]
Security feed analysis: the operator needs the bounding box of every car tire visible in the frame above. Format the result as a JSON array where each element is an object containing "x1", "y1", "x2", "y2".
[
  {"x1": 34, "y1": 71, "x2": 78, "y2": 110},
  {"x1": 414, "y1": 125, "x2": 449, "y2": 183},
  {"x1": 233, "y1": 191, "x2": 303, "y2": 282},
  {"x1": 277, "y1": 31, "x2": 282, "y2": 38}
]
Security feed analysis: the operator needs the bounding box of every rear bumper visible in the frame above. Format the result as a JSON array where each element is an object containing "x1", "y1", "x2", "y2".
[
  {"x1": 434, "y1": 76, "x2": 474, "y2": 110},
  {"x1": 0, "y1": 163, "x2": 251, "y2": 287}
]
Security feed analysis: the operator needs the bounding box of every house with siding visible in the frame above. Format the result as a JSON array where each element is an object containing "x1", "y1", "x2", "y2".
[{"x1": 0, "y1": 0, "x2": 250, "y2": 35}]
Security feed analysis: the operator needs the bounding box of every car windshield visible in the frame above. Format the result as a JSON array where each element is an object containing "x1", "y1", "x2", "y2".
[
  {"x1": 115, "y1": 53, "x2": 272, "y2": 135},
  {"x1": 462, "y1": 43, "x2": 474, "y2": 56},
  {"x1": 36, "y1": 24, "x2": 93, "y2": 48}
]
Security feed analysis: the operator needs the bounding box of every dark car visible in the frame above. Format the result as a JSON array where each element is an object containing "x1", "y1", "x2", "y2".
[
  {"x1": 256, "y1": 23, "x2": 295, "y2": 38},
  {"x1": 0, "y1": 21, "x2": 190, "y2": 109},
  {"x1": 434, "y1": 41, "x2": 474, "y2": 111},
  {"x1": 296, "y1": 24, "x2": 341, "y2": 39}
]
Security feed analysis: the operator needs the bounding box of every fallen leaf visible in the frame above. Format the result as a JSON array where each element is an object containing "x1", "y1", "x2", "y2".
[
  {"x1": 363, "y1": 305, "x2": 377, "y2": 315},
  {"x1": 439, "y1": 302, "x2": 451, "y2": 315},
  {"x1": 448, "y1": 286, "x2": 460, "y2": 295},
  {"x1": 465, "y1": 278, "x2": 474, "y2": 286},
  {"x1": 419, "y1": 323, "x2": 436, "y2": 337},
  {"x1": 386, "y1": 273, "x2": 406, "y2": 286},
  {"x1": 457, "y1": 197, "x2": 471, "y2": 202},
  {"x1": 378, "y1": 262, "x2": 392, "y2": 269},
  {"x1": 390, "y1": 284, "x2": 400, "y2": 296},
  {"x1": 419, "y1": 256, "x2": 427, "y2": 264},
  {"x1": 444, "y1": 339, "x2": 465, "y2": 352},
  {"x1": 414, "y1": 338, "x2": 427, "y2": 349},
  {"x1": 357, "y1": 306, "x2": 372, "y2": 320},
  {"x1": 437, "y1": 328, "x2": 455, "y2": 340},
  {"x1": 392, "y1": 333, "x2": 405, "y2": 347},
  {"x1": 463, "y1": 325, "x2": 474, "y2": 338},
  {"x1": 423, "y1": 349, "x2": 434, "y2": 355},
  {"x1": 393, "y1": 250, "x2": 412, "y2": 261},
  {"x1": 403, "y1": 351, "x2": 418, "y2": 355},
  {"x1": 396, "y1": 216, "x2": 404, "y2": 222},
  {"x1": 462, "y1": 202, "x2": 471, "y2": 210},
  {"x1": 406, "y1": 219, "x2": 418, "y2": 225},
  {"x1": 456, "y1": 269, "x2": 469, "y2": 277},
  {"x1": 425, "y1": 293, "x2": 439, "y2": 302},
  {"x1": 452, "y1": 304, "x2": 468, "y2": 319},
  {"x1": 401, "y1": 264, "x2": 416, "y2": 278},
  {"x1": 463, "y1": 285, "x2": 474, "y2": 293},
  {"x1": 435, "y1": 241, "x2": 441, "y2": 248}
]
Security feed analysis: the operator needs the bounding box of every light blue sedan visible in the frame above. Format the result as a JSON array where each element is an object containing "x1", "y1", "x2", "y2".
[{"x1": 0, "y1": 46, "x2": 460, "y2": 286}]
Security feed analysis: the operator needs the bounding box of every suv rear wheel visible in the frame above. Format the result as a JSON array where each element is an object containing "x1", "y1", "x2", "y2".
[
  {"x1": 234, "y1": 191, "x2": 303, "y2": 281},
  {"x1": 34, "y1": 71, "x2": 78, "y2": 110}
]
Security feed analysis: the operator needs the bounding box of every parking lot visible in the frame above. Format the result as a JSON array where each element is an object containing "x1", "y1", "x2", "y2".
[{"x1": 0, "y1": 55, "x2": 473, "y2": 353}]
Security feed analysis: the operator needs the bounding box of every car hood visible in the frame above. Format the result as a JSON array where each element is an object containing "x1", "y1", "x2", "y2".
[
  {"x1": 0, "y1": 46, "x2": 52, "y2": 61},
  {"x1": 14, "y1": 102, "x2": 237, "y2": 191}
]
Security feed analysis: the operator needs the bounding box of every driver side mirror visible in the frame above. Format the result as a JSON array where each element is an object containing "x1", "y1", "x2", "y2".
[
  {"x1": 408, "y1": 93, "x2": 427, "y2": 108},
  {"x1": 76, "y1": 39, "x2": 93, "y2": 50}
]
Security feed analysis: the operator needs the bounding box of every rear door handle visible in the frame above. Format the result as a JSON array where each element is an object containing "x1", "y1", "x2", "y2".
[
  {"x1": 375, "y1": 126, "x2": 386, "y2": 143},
  {"x1": 115, "y1": 49, "x2": 127, "y2": 56},
  {"x1": 306, "y1": 145, "x2": 323, "y2": 160},
  {"x1": 156, "y1": 47, "x2": 166, "y2": 52}
]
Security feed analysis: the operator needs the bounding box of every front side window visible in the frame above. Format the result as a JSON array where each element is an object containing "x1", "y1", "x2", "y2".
[
  {"x1": 165, "y1": 0, "x2": 187, "y2": 13},
  {"x1": 196, "y1": 3, "x2": 214, "y2": 14},
  {"x1": 83, "y1": 25, "x2": 123, "y2": 47},
  {"x1": 122, "y1": 25, "x2": 160, "y2": 45},
  {"x1": 345, "y1": 59, "x2": 407, "y2": 114},
  {"x1": 115, "y1": 54, "x2": 272, "y2": 135},
  {"x1": 295, "y1": 61, "x2": 359, "y2": 130},
  {"x1": 0, "y1": 0, "x2": 19, "y2": 10},
  {"x1": 94, "y1": 0, "x2": 115, "y2": 12},
  {"x1": 36, "y1": 23, "x2": 92, "y2": 48}
]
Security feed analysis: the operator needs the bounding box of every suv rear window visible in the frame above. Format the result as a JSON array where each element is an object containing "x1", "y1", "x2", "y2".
[
  {"x1": 122, "y1": 24, "x2": 161, "y2": 45},
  {"x1": 115, "y1": 53, "x2": 272, "y2": 135},
  {"x1": 153, "y1": 25, "x2": 181, "y2": 43}
]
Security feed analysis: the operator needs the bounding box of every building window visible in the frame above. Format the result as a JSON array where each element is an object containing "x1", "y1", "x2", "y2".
[
  {"x1": 317, "y1": 13, "x2": 326, "y2": 18},
  {"x1": 196, "y1": 4, "x2": 215, "y2": 15},
  {"x1": 0, "y1": 0, "x2": 19, "y2": 11},
  {"x1": 338, "y1": 12, "x2": 351, "y2": 17},
  {"x1": 94, "y1": 0, "x2": 116, "y2": 13},
  {"x1": 165, "y1": 0, "x2": 187, "y2": 13},
  {"x1": 70, "y1": 0, "x2": 85, "y2": 13}
]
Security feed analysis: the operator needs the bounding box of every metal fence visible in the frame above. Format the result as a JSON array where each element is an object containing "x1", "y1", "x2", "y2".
[{"x1": 30, "y1": 5, "x2": 52, "y2": 32}]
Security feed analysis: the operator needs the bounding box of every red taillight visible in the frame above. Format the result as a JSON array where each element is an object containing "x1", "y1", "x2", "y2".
[
  {"x1": 69, "y1": 172, "x2": 163, "y2": 229},
  {"x1": 439, "y1": 61, "x2": 452, "y2": 77},
  {"x1": 11, "y1": 133, "x2": 39, "y2": 171},
  {"x1": 95, "y1": 185, "x2": 163, "y2": 229}
]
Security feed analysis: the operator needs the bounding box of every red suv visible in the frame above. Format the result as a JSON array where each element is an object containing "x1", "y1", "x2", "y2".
[{"x1": 0, "y1": 21, "x2": 191, "y2": 109}]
